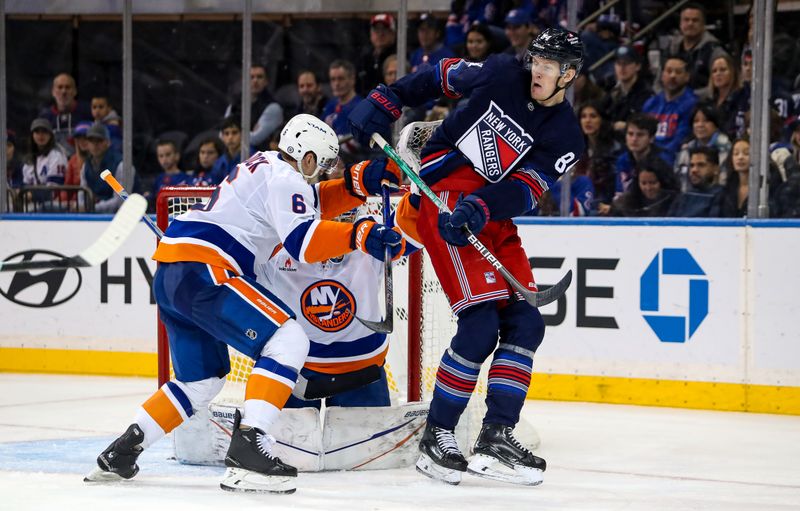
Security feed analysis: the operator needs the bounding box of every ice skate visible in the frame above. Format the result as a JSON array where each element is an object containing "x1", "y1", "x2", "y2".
[
  {"x1": 467, "y1": 423, "x2": 546, "y2": 486},
  {"x1": 416, "y1": 421, "x2": 468, "y2": 485},
  {"x1": 84, "y1": 423, "x2": 144, "y2": 482},
  {"x1": 220, "y1": 410, "x2": 297, "y2": 494}
]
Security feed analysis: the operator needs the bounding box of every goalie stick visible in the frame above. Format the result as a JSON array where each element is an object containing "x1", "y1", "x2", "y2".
[
  {"x1": 370, "y1": 132, "x2": 572, "y2": 308},
  {"x1": 0, "y1": 194, "x2": 147, "y2": 272},
  {"x1": 356, "y1": 184, "x2": 394, "y2": 334}
]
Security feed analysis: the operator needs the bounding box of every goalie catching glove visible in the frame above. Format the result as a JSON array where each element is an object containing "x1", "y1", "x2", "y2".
[
  {"x1": 351, "y1": 218, "x2": 405, "y2": 261},
  {"x1": 348, "y1": 84, "x2": 403, "y2": 146},
  {"x1": 344, "y1": 157, "x2": 401, "y2": 198}
]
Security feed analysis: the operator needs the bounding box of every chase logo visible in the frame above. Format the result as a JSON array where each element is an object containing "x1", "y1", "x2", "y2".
[
  {"x1": 640, "y1": 248, "x2": 708, "y2": 343},
  {"x1": 0, "y1": 250, "x2": 82, "y2": 308},
  {"x1": 300, "y1": 280, "x2": 356, "y2": 332}
]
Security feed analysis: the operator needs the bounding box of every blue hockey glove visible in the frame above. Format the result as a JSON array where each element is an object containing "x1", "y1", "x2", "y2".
[
  {"x1": 348, "y1": 85, "x2": 403, "y2": 146},
  {"x1": 438, "y1": 194, "x2": 490, "y2": 247},
  {"x1": 344, "y1": 158, "x2": 401, "y2": 198},
  {"x1": 351, "y1": 218, "x2": 406, "y2": 261}
]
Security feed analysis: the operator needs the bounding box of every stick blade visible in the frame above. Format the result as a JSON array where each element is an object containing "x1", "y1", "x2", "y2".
[
  {"x1": 78, "y1": 194, "x2": 147, "y2": 266},
  {"x1": 527, "y1": 270, "x2": 572, "y2": 308},
  {"x1": 356, "y1": 316, "x2": 393, "y2": 334}
]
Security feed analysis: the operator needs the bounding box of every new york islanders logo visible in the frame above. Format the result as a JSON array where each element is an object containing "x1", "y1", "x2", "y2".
[
  {"x1": 455, "y1": 101, "x2": 533, "y2": 182},
  {"x1": 300, "y1": 280, "x2": 356, "y2": 332}
]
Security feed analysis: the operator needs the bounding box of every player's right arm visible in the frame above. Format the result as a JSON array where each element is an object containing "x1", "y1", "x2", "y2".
[
  {"x1": 272, "y1": 179, "x2": 404, "y2": 264},
  {"x1": 349, "y1": 56, "x2": 493, "y2": 145}
]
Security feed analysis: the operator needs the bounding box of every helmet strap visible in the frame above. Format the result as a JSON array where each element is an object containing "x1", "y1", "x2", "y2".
[{"x1": 536, "y1": 67, "x2": 577, "y2": 104}]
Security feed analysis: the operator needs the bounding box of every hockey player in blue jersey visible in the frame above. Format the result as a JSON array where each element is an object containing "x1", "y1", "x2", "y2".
[{"x1": 349, "y1": 28, "x2": 585, "y2": 486}]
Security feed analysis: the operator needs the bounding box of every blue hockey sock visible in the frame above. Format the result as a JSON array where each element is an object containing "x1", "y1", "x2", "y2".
[
  {"x1": 428, "y1": 348, "x2": 481, "y2": 430},
  {"x1": 484, "y1": 346, "x2": 533, "y2": 426}
]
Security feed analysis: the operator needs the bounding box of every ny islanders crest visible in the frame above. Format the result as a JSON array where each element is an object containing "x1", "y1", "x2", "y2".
[{"x1": 455, "y1": 101, "x2": 533, "y2": 182}]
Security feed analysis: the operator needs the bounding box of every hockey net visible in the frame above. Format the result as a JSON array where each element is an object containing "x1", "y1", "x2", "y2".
[{"x1": 156, "y1": 123, "x2": 539, "y2": 448}]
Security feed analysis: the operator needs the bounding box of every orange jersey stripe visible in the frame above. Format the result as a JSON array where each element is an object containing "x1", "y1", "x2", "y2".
[
  {"x1": 269, "y1": 243, "x2": 283, "y2": 260},
  {"x1": 226, "y1": 278, "x2": 291, "y2": 325},
  {"x1": 153, "y1": 242, "x2": 238, "y2": 273},
  {"x1": 318, "y1": 178, "x2": 365, "y2": 220},
  {"x1": 245, "y1": 372, "x2": 293, "y2": 408},
  {"x1": 141, "y1": 389, "x2": 184, "y2": 433},
  {"x1": 303, "y1": 347, "x2": 388, "y2": 374},
  {"x1": 302, "y1": 220, "x2": 354, "y2": 263},
  {"x1": 395, "y1": 193, "x2": 423, "y2": 246}
]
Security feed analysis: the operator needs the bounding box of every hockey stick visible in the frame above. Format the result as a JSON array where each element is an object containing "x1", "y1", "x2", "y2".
[
  {"x1": 0, "y1": 194, "x2": 147, "y2": 272},
  {"x1": 101, "y1": 170, "x2": 165, "y2": 238},
  {"x1": 356, "y1": 185, "x2": 394, "y2": 333},
  {"x1": 370, "y1": 132, "x2": 572, "y2": 308}
]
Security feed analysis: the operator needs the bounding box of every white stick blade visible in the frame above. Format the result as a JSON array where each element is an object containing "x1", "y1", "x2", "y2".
[{"x1": 78, "y1": 194, "x2": 147, "y2": 266}]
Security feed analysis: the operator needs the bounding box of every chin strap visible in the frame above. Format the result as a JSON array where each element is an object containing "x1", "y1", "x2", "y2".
[{"x1": 536, "y1": 65, "x2": 578, "y2": 104}]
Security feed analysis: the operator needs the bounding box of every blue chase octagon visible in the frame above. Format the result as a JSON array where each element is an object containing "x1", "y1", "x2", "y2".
[{"x1": 640, "y1": 248, "x2": 708, "y2": 343}]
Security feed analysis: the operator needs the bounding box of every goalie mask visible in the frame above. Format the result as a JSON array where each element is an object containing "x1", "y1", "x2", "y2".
[{"x1": 279, "y1": 113, "x2": 340, "y2": 181}]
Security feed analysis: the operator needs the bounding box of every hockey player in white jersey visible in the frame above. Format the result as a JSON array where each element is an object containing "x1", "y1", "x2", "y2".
[{"x1": 84, "y1": 114, "x2": 404, "y2": 494}]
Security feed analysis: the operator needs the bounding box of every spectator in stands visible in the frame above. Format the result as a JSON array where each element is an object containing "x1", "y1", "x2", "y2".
[
  {"x1": 463, "y1": 23, "x2": 496, "y2": 62},
  {"x1": 611, "y1": 113, "x2": 672, "y2": 202},
  {"x1": 604, "y1": 45, "x2": 653, "y2": 140},
  {"x1": 81, "y1": 122, "x2": 130, "y2": 213},
  {"x1": 210, "y1": 116, "x2": 244, "y2": 184},
  {"x1": 443, "y1": 0, "x2": 504, "y2": 49},
  {"x1": 150, "y1": 140, "x2": 192, "y2": 208},
  {"x1": 224, "y1": 64, "x2": 283, "y2": 150},
  {"x1": 323, "y1": 60, "x2": 364, "y2": 160},
  {"x1": 666, "y1": 3, "x2": 720, "y2": 90},
  {"x1": 610, "y1": 156, "x2": 678, "y2": 216},
  {"x1": 773, "y1": 134, "x2": 800, "y2": 217},
  {"x1": 38, "y1": 73, "x2": 92, "y2": 158},
  {"x1": 696, "y1": 51, "x2": 746, "y2": 138},
  {"x1": 674, "y1": 104, "x2": 732, "y2": 190},
  {"x1": 61, "y1": 121, "x2": 92, "y2": 202},
  {"x1": 790, "y1": 115, "x2": 800, "y2": 164},
  {"x1": 294, "y1": 70, "x2": 327, "y2": 118},
  {"x1": 382, "y1": 54, "x2": 399, "y2": 85},
  {"x1": 668, "y1": 146, "x2": 726, "y2": 217},
  {"x1": 90, "y1": 95, "x2": 123, "y2": 154},
  {"x1": 410, "y1": 14, "x2": 456, "y2": 72},
  {"x1": 5, "y1": 129, "x2": 23, "y2": 189},
  {"x1": 733, "y1": 48, "x2": 753, "y2": 139},
  {"x1": 573, "y1": 72, "x2": 607, "y2": 107},
  {"x1": 581, "y1": 13, "x2": 622, "y2": 87},
  {"x1": 536, "y1": 166, "x2": 596, "y2": 216},
  {"x1": 189, "y1": 137, "x2": 223, "y2": 185},
  {"x1": 720, "y1": 138, "x2": 752, "y2": 217},
  {"x1": 503, "y1": 9, "x2": 536, "y2": 62},
  {"x1": 642, "y1": 55, "x2": 698, "y2": 165},
  {"x1": 22, "y1": 118, "x2": 67, "y2": 208},
  {"x1": 357, "y1": 13, "x2": 397, "y2": 96},
  {"x1": 575, "y1": 102, "x2": 622, "y2": 212}
]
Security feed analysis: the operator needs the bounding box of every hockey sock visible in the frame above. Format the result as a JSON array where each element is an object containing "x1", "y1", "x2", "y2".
[
  {"x1": 484, "y1": 346, "x2": 533, "y2": 426},
  {"x1": 429, "y1": 348, "x2": 481, "y2": 430},
  {"x1": 243, "y1": 356, "x2": 298, "y2": 433},
  {"x1": 135, "y1": 381, "x2": 194, "y2": 449}
]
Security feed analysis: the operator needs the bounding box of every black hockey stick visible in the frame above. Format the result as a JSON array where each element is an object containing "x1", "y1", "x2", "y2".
[
  {"x1": 0, "y1": 194, "x2": 148, "y2": 272},
  {"x1": 356, "y1": 184, "x2": 394, "y2": 333},
  {"x1": 370, "y1": 132, "x2": 572, "y2": 308}
]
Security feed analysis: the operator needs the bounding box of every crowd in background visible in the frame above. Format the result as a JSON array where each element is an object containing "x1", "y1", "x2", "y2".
[{"x1": 6, "y1": 1, "x2": 800, "y2": 217}]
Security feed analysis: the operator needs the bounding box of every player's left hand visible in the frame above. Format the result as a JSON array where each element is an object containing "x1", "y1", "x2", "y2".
[
  {"x1": 438, "y1": 194, "x2": 490, "y2": 247},
  {"x1": 345, "y1": 158, "x2": 401, "y2": 198},
  {"x1": 351, "y1": 218, "x2": 406, "y2": 261}
]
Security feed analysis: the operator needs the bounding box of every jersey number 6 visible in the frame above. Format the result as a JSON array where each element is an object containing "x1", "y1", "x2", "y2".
[{"x1": 291, "y1": 194, "x2": 306, "y2": 213}]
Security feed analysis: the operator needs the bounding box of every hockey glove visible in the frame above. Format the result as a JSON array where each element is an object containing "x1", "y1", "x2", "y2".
[
  {"x1": 351, "y1": 218, "x2": 406, "y2": 261},
  {"x1": 344, "y1": 158, "x2": 401, "y2": 198},
  {"x1": 438, "y1": 194, "x2": 490, "y2": 247},
  {"x1": 348, "y1": 85, "x2": 403, "y2": 146}
]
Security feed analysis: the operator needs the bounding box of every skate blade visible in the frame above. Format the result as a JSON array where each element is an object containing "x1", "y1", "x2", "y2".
[
  {"x1": 415, "y1": 453, "x2": 463, "y2": 485},
  {"x1": 83, "y1": 467, "x2": 127, "y2": 483},
  {"x1": 219, "y1": 467, "x2": 296, "y2": 494},
  {"x1": 467, "y1": 453, "x2": 544, "y2": 486}
]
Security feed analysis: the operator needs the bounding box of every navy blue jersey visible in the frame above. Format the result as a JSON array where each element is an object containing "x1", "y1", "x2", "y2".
[{"x1": 389, "y1": 54, "x2": 585, "y2": 204}]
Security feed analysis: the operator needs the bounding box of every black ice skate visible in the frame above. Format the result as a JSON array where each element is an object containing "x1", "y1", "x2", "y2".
[
  {"x1": 220, "y1": 409, "x2": 297, "y2": 494},
  {"x1": 467, "y1": 423, "x2": 546, "y2": 486},
  {"x1": 416, "y1": 421, "x2": 468, "y2": 485},
  {"x1": 83, "y1": 423, "x2": 144, "y2": 482}
]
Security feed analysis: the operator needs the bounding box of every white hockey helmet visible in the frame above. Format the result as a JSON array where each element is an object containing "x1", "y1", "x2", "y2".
[{"x1": 279, "y1": 113, "x2": 340, "y2": 181}]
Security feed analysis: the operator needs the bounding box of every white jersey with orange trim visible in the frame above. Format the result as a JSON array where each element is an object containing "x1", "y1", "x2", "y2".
[
  {"x1": 258, "y1": 247, "x2": 387, "y2": 375},
  {"x1": 152, "y1": 150, "x2": 362, "y2": 278}
]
